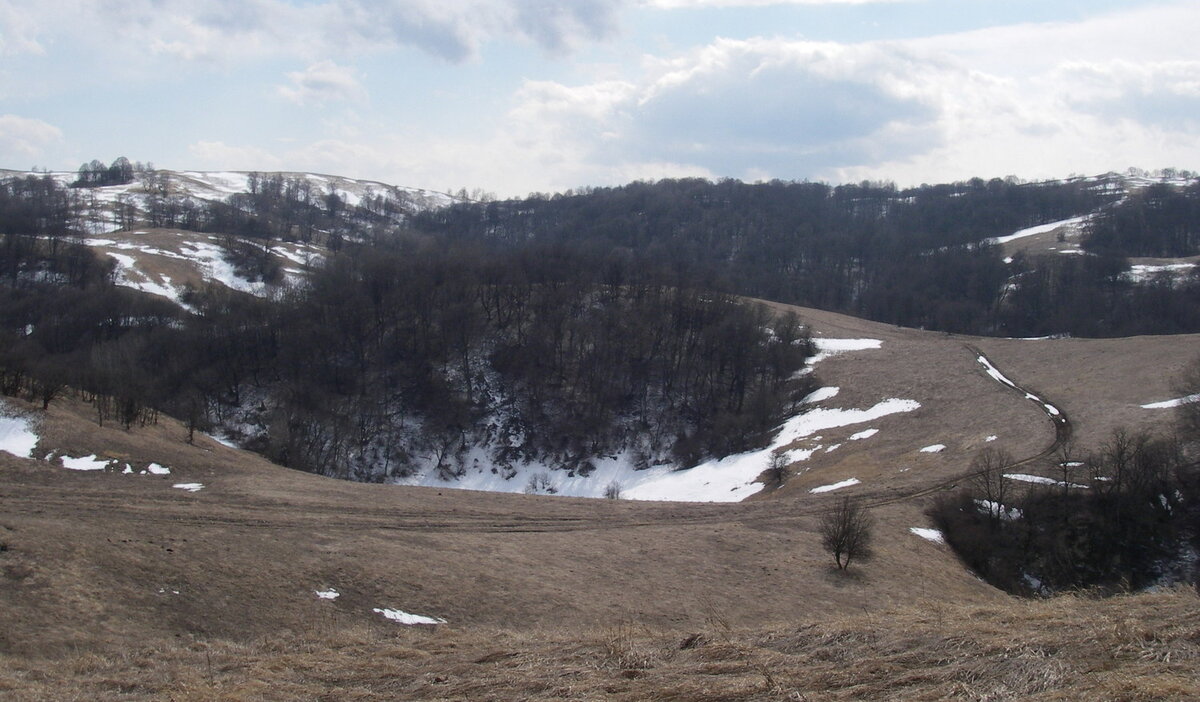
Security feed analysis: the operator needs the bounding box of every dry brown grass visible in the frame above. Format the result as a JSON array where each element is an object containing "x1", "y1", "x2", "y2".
[{"x1": 3, "y1": 588, "x2": 1198, "y2": 700}]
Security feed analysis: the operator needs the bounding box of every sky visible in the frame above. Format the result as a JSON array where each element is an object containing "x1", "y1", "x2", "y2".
[{"x1": 1, "y1": 0, "x2": 1198, "y2": 197}]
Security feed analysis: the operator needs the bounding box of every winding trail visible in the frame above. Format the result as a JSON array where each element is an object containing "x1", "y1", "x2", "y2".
[{"x1": 857, "y1": 344, "x2": 1071, "y2": 509}]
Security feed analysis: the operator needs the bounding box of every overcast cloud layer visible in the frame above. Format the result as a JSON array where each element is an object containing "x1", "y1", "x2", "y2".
[{"x1": 1, "y1": 0, "x2": 1196, "y2": 195}]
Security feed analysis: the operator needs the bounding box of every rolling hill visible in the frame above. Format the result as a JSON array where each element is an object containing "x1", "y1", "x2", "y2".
[
  {"x1": 2, "y1": 300, "x2": 1197, "y2": 699},
  {"x1": 2, "y1": 165, "x2": 1199, "y2": 699}
]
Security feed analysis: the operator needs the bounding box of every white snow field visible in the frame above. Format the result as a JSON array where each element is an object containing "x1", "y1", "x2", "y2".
[
  {"x1": 989, "y1": 215, "x2": 1089, "y2": 246},
  {"x1": 0, "y1": 409, "x2": 39, "y2": 459},
  {"x1": 395, "y1": 339, "x2": 919, "y2": 502}
]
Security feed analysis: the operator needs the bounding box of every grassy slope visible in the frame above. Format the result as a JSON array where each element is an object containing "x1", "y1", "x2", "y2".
[{"x1": 1, "y1": 304, "x2": 1197, "y2": 699}]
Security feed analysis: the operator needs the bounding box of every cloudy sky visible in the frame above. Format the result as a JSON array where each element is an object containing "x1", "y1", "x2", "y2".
[{"x1": 1, "y1": 0, "x2": 1197, "y2": 196}]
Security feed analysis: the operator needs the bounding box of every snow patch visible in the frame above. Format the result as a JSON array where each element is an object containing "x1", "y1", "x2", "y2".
[
  {"x1": 62, "y1": 454, "x2": 110, "y2": 471},
  {"x1": 0, "y1": 410, "x2": 39, "y2": 458},
  {"x1": 394, "y1": 397, "x2": 920, "y2": 503},
  {"x1": 172, "y1": 483, "x2": 205, "y2": 492},
  {"x1": 976, "y1": 499, "x2": 1023, "y2": 520},
  {"x1": 909, "y1": 527, "x2": 945, "y2": 544},
  {"x1": 990, "y1": 215, "x2": 1088, "y2": 245},
  {"x1": 803, "y1": 386, "x2": 840, "y2": 403},
  {"x1": 315, "y1": 589, "x2": 340, "y2": 600},
  {"x1": 849, "y1": 428, "x2": 878, "y2": 441},
  {"x1": 810, "y1": 478, "x2": 860, "y2": 494},
  {"x1": 1126, "y1": 263, "x2": 1196, "y2": 283},
  {"x1": 147, "y1": 463, "x2": 170, "y2": 475},
  {"x1": 978, "y1": 355, "x2": 1018, "y2": 390},
  {"x1": 920, "y1": 444, "x2": 946, "y2": 453},
  {"x1": 373, "y1": 608, "x2": 445, "y2": 625},
  {"x1": 1004, "y1": 473, "x2": 1088, "y2": 489},
  {"x1": 809, "y1": 338, "x2": 882, "y2": 364},
  {"x1": 1142, "y1": 393, "x2": 1200, "y2": 409}
]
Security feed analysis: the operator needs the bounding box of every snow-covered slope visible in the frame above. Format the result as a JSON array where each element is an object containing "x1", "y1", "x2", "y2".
[{"x1": 2, "y1": 168, "x2": 460, "y2": 303}]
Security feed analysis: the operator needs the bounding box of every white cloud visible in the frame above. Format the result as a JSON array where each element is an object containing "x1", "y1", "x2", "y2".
[
  {"x1": 277, "y1": 61, "x2": 367, "y2": 107},
  {"x1": 502, "y1": 37, "x2": 946, "y2": 181},
  {"x1": 0, "y1": 0, "x2": 626, "y2": 64},
  {"x1": 495, "y1": 2, "x2": 1200, "y2": 188},
  {"x1": 0, "y1": 114, "x2": 63, "y2": 159},
  {"x1": 0, "y1": 2, "x2": 45, "y2": 55}
]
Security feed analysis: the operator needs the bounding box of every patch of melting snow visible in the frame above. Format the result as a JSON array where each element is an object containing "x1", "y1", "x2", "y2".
[
  {"x1": 147, "y1": 463, "x2": 170, "y2": 475},
  {"x1": 803, "y1": 386, "x2": 839, "y2": 403},
  {"x1": 1126, "y1": 262, "x2": 1196, "y2": 283},
  {"x1": 985, "y1": 435, "x2": 998, "y2": 442},
  {"x1": 990, "y1": 215, "x2": 1089, "y2": 246},
  {"x1": 1004, "y1": 473, "x2": 1088, "y2": 489},
  {"x1": 0, "y1": 411, "x2": 39, "y2": 458},
  {"x1": 1142, "y1": 393, "x2": 1200, "y2": 409},
  {"x1": 206, "y1": 431, "x2": 241, "y2": 448},
  {"x1": 810, "y1": 478, "x2": 860, "y2": 494},
  {"x1": 920, "y1": 444, "x2": 946, "y2": 453},
  {"x1": 315, "y1": 589, "x2": 340, "y2": 600},
  {"x1": 910, "y1": 527, "x2": 945, "y2": 544},
  {"x1": 62, "y1": 454, "x2": 110, "y2": 471},
  {"x1": 809, "y1": 338, "x2": 883, "y2": 365},
  {"x1": 173, "y1": 483, "x2": 204, "y2": 492},
  {"x1": 373, "y1": 608, "x2": 446, "y2": 625},
  {"x1": 977, "y1": 355, "x2": 1018, "y2": 390},
  {"x1": 848, "y1": 428, "x2": 878, "y2": 441},
  {"x1": 976, "y1": 499, "x2": 1023, "y2": 520}
]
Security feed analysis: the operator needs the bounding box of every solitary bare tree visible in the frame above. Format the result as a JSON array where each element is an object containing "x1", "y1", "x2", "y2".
[
  {"x1": 820, "y1": 497, "x2": 874, "y2": 570},
  {"x1": 764, "y1": 448, "x2": 789, "y2": 487}
]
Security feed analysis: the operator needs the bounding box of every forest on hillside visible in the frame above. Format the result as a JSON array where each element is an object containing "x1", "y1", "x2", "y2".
[
  {"x1": 0, "y1": 172, "x2": 812, "y2": 480},
  {"x1": 415, "y1": 175, "x2": 1200, "y2": 337},
  {"x1": 2, "y1": 166, "x2": 1199, "y2": 482}
]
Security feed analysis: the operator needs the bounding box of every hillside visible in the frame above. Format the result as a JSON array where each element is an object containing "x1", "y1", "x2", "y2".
[{"x1": 2, "y1": 303, "x2": 1198, "y2": 698}]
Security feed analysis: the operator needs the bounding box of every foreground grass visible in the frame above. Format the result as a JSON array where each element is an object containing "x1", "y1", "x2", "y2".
[{"x1": 3, "y1": 588, "x2": 1198, "y2": 701}]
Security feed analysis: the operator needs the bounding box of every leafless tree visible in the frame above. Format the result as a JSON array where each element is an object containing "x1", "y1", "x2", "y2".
[
  {"x1": 764, "y1": 448, "x2": 789, "y2": 487},
  {"x1": 1175, "y1": 355, "x2": 1200, "y2": 447},
  {"x1": 820, "y1": 497, "x2": 874, "y2": 570},
  {"x1": 970, "y1": 446, "x2": 1013, "y2": 522}
]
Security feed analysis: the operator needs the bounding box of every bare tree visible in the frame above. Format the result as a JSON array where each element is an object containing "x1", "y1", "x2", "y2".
[
  {"x1": 1175, "y1": 354, "x2": 1200, "y2": 446},
  {"x1": 970, "y1": 446, "x2": 1013, "y2": 523},
  {"x1": 820, "y1": 497, "x2": 874, "y2": 570},
  {"x1": 764, "y1": 448, "x2": 789, "y2": 487}
]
